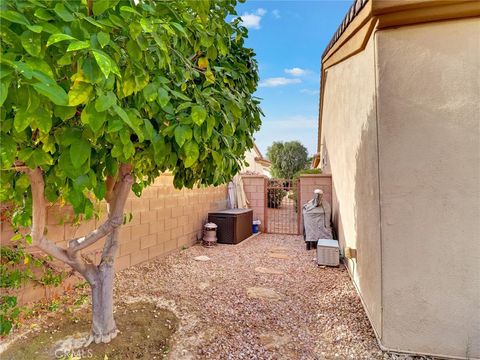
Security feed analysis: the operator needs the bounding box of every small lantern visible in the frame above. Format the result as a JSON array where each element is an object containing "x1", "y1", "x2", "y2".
[{"x1": 203, "y1": 222, "x2": 218, "y2": 247}]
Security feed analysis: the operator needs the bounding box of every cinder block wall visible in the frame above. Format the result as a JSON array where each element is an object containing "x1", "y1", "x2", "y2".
[
  {"x1": 0, "y1": 174, "x2": 227, "y2": 305},
  {"x1": 298, "y1": 174, "x2": 332, "y2": 235},
  {"x1": 241, "y1": 175, "x2": 267, "y2": 232}
]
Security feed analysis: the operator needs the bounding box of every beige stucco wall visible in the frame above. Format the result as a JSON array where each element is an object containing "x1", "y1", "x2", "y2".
[
  {"x1": 320, "y1": 33, "x2": 383, "y2": 335},
  {"x1": 242, "y1": 148, "x2": 271, "y2": 177},
  {"x1": 376, "y1": 18, "x2": 480, "y2": 358}
]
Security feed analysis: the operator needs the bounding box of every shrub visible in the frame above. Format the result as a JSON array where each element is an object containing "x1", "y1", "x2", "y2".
[
  {"x1": 291, "y1": 168, "x2": 323, "y2": 212},
  {"x1": 267, "y1": 179, "x2": 287, "y2": 208}
]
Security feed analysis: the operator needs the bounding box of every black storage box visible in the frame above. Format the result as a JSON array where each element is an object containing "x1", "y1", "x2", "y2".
[{"x1": 208, "y1": 209, "x2": 253, "y2": 244}]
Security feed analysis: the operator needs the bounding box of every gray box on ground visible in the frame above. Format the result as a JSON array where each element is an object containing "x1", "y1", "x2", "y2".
[{"x1": 317, "y1": 239, "x2": 339, "y2": 266}]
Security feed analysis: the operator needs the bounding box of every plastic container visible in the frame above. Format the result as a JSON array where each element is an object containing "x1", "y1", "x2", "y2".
[{"x1": 252, "y1": 219, "x2": 261, "y2": 234}]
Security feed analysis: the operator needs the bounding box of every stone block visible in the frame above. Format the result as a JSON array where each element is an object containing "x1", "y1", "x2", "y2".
[
  {"x1": 131, "y1": 248, "x2": 149, "y2": 265},
  {"x1": 148, "y1": 243, "x2": 165, "y2": 260},
  {"x1": 140, "y1": 234, "x2": 157, "y2": 249}
]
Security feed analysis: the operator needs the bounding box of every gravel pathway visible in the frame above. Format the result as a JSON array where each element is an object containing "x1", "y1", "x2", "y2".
[{"x1": 115, "y1": 233, "x2": 385, "y2": 360}]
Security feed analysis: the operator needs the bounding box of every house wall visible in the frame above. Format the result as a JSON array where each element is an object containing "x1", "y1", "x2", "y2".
[
  {"x1": 242, "y1": 148, "x2": 271, "y2": 177},
  {"x1": 320, "y1": 33, "x2": 383, "y2": 335},
  {"x1": 376, "y1": 18, "x2": 480, "y2": 358},
  {"x1": 0, "y1": 174, "x2": 227, "y2": 305}
]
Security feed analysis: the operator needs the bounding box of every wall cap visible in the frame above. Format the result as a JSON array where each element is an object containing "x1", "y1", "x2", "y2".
[
  {"x1": 299, "y1": 174, "x2": 332, "y2": 178},
  {"x1": 241, "y1": 175, "x2": 269, "y2": 179}
]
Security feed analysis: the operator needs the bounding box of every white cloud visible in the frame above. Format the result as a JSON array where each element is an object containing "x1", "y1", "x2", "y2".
[
  {"x1": 300, "y1": 88, "x2": 320, "y2": 95},
  {"x1": 239, "y1": 8, "x2": 267, "y2": 30},
  {"x1": 272, "y1": 9, "x2": 280, "y2": 19},
  {"x1": 259, "y1": 77, "x2": 302, "y2": 87},
  {"x1": 256, "y1": 8, "x2": 267, "y2": 16},
  {"x1": 284, "y1": 67, "x2": 308, "y2": 76}
]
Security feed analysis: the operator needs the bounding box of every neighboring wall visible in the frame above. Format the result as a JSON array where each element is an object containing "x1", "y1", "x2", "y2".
[
  {"x1": 320, "y1": 32, "x2": 383, "y2": 334},
  {"x1": 241, "y1": 175, "x2": 266, "y2": 232},
  {"x1": 376, "y1": 18, "x2": 480, "y2": 358},
  {"x1": 0, "y1": 174, "x2": 227, "y2": 305}
]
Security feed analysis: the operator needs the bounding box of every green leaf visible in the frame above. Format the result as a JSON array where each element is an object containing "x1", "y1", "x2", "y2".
[
  {"x1": 0, "y1": 80, "x2": 9, "y2": 107},
  {"x1": 107, "y1": 118, "x2": 123, "y2": 132},
  {"x1": 171, "y1": 22, "x2": 188, "y2": 36},
  {"x1": 70, "y1": 139, "x2": 90, "y2": 168},
  {"x1": 212, "y1": 151, "x2": 222, "y2": 165},
  {"x1": 34, "y1": 9, "x2": 54, "y2": 21},
  {"x1": 82, "y1": 57, "x2": 102, "y2": 83},
  {"x1": 183, "y1": 141, "x2": 199, "y2": 168},
  {"x1": 92, "y1": 50, "x2": 113, "y2": 79},
  {"x1": 157, "y1": 88, "x2": 170, "y2": 107},
  {"x1": 120, "y1": 6, "x2": 141, "y2": 16},
  {"x1": 143, "y1": 83, "x2": 157, "y2": 102},
  {"x1": 95, "y1": 92, "x2": 116, "y2": 112},
  {"x1": 81, "y1": 103, "x2": 106, "y2": 132},
  {"x1": 30, "y1": 149, "x2": 53, "y2": 166},
  {"x1": 94, "y1": 181, "x2": 106, "y2": 200},
  {"x1": 61, "y1": 128, "x2": 82, "y2": 146},
  {"x1": 54, "y1": 3, "x2": 75, "y2": 22},
  {"x1": 93, "y1": 0, "x2": 112, "y2": 16},
  {"x1": 25, "y1": 235, "x2": 32, "y2": 245},
  {"x1": 174, "y1": 125, "x2": 192, "y2": 147},
  {"x1": 27, "y1": 59, "x2": 53, "y2": 78},
  {"x1": 54, "y1": 105, "x2": 76, "y2": 120},
  {"x1": 14, "y1": 109, "x2": 34, "y2": 132},
  {"x1": 46, "y1": 33, "x2": 76, "y2": 47},
  {"x1": 191, "y1": 105, "x2": 207, "y2": 126},
  {"x1": 36, "y1": 107, "x2": 52, "y2": 133},
  {"x1": 20, "y1": 31, "x2": 42, "y2": 57},
  {"x1": 112, "y1": 104, "x2": 135, "y2": 130},
  {"x1": 68, "y1": 82, "x2": 93, "y2": 106},
  {"x1": 171, "y1": 90, "x2": 190, "y2": 101},
  {"x1": 33, "y1": 82, "x2": 69, "y2": 106},
  {"x1": 67, "y1": 41, "x2": 90, "y2": 52},
  {"x1": 97, "y1": 32, "x2": 110, "y2": 48},
  {"x1": 143, "y1": 119, "x2": 154, "y2": 140},
  {"x1": 0, "y1": 10, "x2": 30, "y2": 26},
  {"x1": 105, "y1": 157, "x2": 117, "y2": 176}
]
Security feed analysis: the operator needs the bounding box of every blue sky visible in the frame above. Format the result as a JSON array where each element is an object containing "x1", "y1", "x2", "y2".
[{"x1": 234, "y1": 1, "x2": 352, "y2": 157}]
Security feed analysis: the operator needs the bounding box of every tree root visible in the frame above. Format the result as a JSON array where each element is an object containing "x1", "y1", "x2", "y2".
[{"x1": 83, "y1": 328, "x2": 119, "y2": 347}]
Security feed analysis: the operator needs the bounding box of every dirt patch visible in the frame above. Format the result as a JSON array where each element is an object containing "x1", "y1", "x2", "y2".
[{"x1": 1, "y1": 301, "x2": 178, "y2": 360}]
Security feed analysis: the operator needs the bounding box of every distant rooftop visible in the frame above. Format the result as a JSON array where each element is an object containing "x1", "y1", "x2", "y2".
[{"x1": 321, "y1": 0, "x2": 369, "y2": 59}]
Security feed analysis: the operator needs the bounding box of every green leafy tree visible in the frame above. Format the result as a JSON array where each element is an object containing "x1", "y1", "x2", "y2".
[
  {"x1": 0, "y1": 0, "x2": 261, "y2": 344},
  {"x1": 266, "y1": 141, "x2": 308, "y2": 179}
]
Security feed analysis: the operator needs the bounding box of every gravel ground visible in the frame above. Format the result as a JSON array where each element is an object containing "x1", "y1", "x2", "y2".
[{"x1": 115, "y1": 233, "x2": 390, "y2": 360}]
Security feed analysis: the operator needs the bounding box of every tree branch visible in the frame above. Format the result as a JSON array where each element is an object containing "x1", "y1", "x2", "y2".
[
  {"x1": 67, "y1": 216, "x2": 123, "y2": 255},
  {"x1": 67, "y1": 165, "x2": 133, "y2": 255},
  {"x1": 26, "y1": 167, "x2": 97, "y2": 281}
]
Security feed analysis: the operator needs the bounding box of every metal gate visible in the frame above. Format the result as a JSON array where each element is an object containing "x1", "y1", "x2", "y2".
[{"x1": 265, "y1": 179, "x2": 300, "y2": 235}]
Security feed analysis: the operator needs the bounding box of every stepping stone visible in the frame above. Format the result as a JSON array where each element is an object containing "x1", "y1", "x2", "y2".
[
  {"x1": 259, "y1": 333, "x2": 291, "y2": 350},
  {"x1": 269, "y1": 252, "x2": 290, "y2": 259},
  {"x1": 197, "y1": 282, "x2": 210, "y2": 290},
  {"x1": 271, "y1": 246, "x2": 289, "y2": 252},
  {"x1": 255, "y1": 267, "x2": 284, "y2": 275},
  {"x1": 193, "y1": 255, "x2": 211, "y2": 262},
  {"x1": 246, "y1": 287, "x2": 283, "y2": 300}
]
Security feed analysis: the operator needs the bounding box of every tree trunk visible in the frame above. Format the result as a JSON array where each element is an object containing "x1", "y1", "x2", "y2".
[
  {"x1": 89, "y1": 228, "x2": 120, "y2": 344},
  {"x1": 24, "y1": 165, "x2": 133, "y2": 346},
  {"x1": 90, "y1": 263, "x2": 118, "y2": 343}
]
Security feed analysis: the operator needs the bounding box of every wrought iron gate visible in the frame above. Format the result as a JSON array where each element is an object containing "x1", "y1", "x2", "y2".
[{"x1": 265, "y1": 179, "x2": 300, "y2": 235}]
